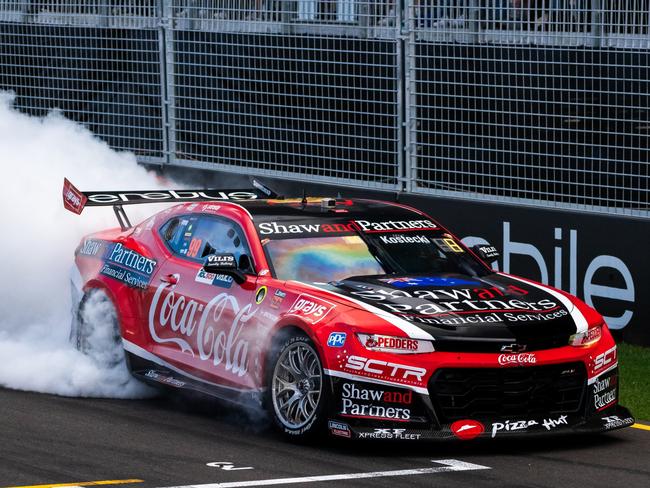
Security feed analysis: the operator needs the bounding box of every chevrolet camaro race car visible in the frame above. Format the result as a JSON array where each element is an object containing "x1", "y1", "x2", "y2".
[{"x1": 63, "y1": 178, "x2": 634, "y2": 441}]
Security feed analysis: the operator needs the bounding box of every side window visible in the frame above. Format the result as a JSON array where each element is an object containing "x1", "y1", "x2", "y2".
[{"x1": 160, "y1": 215, "x2": 254, "y2": 272}]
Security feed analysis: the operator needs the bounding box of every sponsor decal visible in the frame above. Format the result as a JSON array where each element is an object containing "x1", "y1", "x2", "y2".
[
  {"x1": 257, "y1": 219, "x2": 437, "y2": 235},
  {"x1": 541, "y1": 415, "x2": 569, "y2": 430},
  {"x1": 379, "y1": 234, "x2": 431, "y2": 245},
  {"x1": 270, "y1": 289, "x2": 286, "y2": 309},
  {"x1": 148, "y1": 276, "x2": 254, "y2": 377},
  {"x1": 106, "y1": 242, "x2": 156, "y2": 275},
  {"x1": 592, "y1": 370, "x2": 618, "y2": 411},
  {"x1": 490, "y1": 415, "x2": 569, "y2": 437},
  {"x1": 451, "y1": 420, "x2": 485, "y2": 440},
  {"x1": 144, "y1": 370, "x2": 186, "y2": 388},
  {"x1": 195, "y1": 269, "x2": 234, "y2": 289},
  {"x1": 259, "y1": 269, "x2": 270, "y2": 276},
  {"x1": 213, "y1": 274, "x2": 235, "y2": 288},
  {"x1": 342, "y1": 383, "x2": 412, "y2": 404},
  {"x1": 328, "y1": 420, "x2": 351, "y2": 438},
  {"x1": 348, "y1": 284, "x2": 567, "y2": 326},
  {"x1": 63, "y1": 178, "x2": 87, "y2": 214},
  {"x1": 99, "y1": 242, "x2": 157, "y2": 289},
  {"x1": 206, "y1": 254, "x2": 236, "y2": 268},
  {"x1": 85, "y1": 189, "x2": 258, "y2": 205},
  {"x1": 340, "y1": 383, "x2": 411, "y2": 421},
  {"x1": 287, "y1": 294, "x2": 335, "y2": 324},
  {"x1": 357, "y1": 428, "x2": 422, "y2": 440},
  {"x1": 365, "y1": 335, "x2": 417, "y2": 351},
  {"x1": 327, "y1": 332, "x2": 347, "y2": 347},
  {"x1": 497, "y1": 353, "x2": 537, "y2": 366},
  {"x1": 500, "y1": 343, "x2": 527, "y2": 353},
  {"x1": 491, "y1": 419, "x2": 539, "y2": 438},
  {"x1": 379, "y1": 277, "x2": 480, "y2": 288},
  {"x1": 258, "y1": 221, "x2": 354, "y2": 235},
  {"x1": 78, "y1": 239, "x2": 104, "y2": 257},
  {"x1": 433, "y1": 237, "x2": 465, "y2": 253},
  {"x1": 255, "y1": 286, "x2": 267, "y2": 304},
  {"x1": 476, "y1": 245, "x2": 499, "y2": 259},
  {"x1": 354, "y1": 219, "x2": 437, "y2": 233},
  {"x1": 601, "y1": 415, "x2": 634, "y2": 430},
  {"x1": 196, "y1": 268, "x2": 216, "y2": 285},
  {"x1": 201, "y1": 204, "x2": 221, "y2": 212},
  {"x1": 592, "y1": 346, "x2": 617, "y2": 374},
  {"x1": 343, "y1": 355, "x2": 426, "y2": 384},
  {"x1": 259, "y1": 310, "x2": 279, "y2": 323},
  {"x1": 357, "y1": 334, "x2": 435, "y2": 354}
]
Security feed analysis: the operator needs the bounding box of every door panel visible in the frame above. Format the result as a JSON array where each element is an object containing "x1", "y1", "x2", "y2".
[{"x1": 144, "y1": 213, "x2": 261, "y2": 390}]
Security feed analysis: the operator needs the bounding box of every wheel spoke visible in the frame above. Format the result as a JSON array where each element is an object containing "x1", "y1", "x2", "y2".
[{"x1": 272, "y1": 340, "x2": 323, "y2": 431}]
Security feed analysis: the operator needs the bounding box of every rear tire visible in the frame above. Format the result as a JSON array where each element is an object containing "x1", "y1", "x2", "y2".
[
  {"x1": 74, "y1": 289, "x2": 124, "y2": 369},
  {"x1": 266, "y1": 332, "x2": 329, "y2": 440}
]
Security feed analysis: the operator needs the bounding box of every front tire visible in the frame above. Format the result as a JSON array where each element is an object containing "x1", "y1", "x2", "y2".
[{"x1": 266, "y1": 332, "x2": 328, "y2": 439}]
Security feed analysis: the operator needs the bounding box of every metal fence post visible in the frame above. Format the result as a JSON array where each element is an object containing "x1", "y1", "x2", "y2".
[
  {"x1": 159, "y1": 0, "x2": 176, "y2": 166},
  {"x1": 591, "y1": 0, "x2": 603, "y2": 48},
  {"x1": 402, "y1": 0, "x2": 417, "y2": 194}
]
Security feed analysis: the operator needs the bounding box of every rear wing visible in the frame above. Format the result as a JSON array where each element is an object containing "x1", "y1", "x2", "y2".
[{"x1": 62, "y1": 177, "x2": 280, "y2": 230}]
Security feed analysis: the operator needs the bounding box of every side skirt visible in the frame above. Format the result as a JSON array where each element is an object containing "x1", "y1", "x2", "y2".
[{"x1": 125, "y1": 350, "x2": 265, "y2": 409}]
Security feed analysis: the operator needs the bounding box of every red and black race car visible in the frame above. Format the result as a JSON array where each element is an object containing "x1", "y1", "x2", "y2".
[{"x1": 63, "y1": 178, "x2": 634, "y2": 441}]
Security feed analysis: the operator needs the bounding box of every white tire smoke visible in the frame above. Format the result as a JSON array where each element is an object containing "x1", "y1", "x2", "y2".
[{"x1": 0, "y1": 92, "x2": 163, "y2": 398}]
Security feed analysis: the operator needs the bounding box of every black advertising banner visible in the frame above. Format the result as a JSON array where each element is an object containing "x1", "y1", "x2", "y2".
[{"x1": 402, "y1": 195, "x2": 649, "y2": 346}]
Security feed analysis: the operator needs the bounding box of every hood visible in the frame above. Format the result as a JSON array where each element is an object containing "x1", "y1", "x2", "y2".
[{"x1": 315, "y1": 273, "x2": 585, "y2": 352}]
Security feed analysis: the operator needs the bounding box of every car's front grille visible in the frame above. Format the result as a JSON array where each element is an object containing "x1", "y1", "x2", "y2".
[
  {"x1": 432, "y1": 336, "x2": 570, "y2": 353},
  {"x1": 429, "y1": 363, "x2": 586, "y2": 422}
]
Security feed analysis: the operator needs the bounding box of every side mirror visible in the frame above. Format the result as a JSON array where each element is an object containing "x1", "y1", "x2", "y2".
[
  {"x1": 471, "y1": 244, "x2": 500, "y2": 262},
  {"x1": 203, "y1": 253, "x2": 246, "y2": 285}
]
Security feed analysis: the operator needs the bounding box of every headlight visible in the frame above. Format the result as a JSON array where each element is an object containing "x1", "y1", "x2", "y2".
[
  {"x1": 356, "y1": 333, "x2": 435, "y2": 354},
  {"x1": 569, "y1": 324, "x2": 602, "y2": 347}
]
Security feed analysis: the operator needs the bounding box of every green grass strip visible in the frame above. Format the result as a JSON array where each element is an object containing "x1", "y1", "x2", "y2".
[{"x1": 618, "y1": 342, "x2": 650, "y2": 422}]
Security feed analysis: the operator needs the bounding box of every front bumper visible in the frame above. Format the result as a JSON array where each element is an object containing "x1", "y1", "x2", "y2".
[
  {"x1": 338, "y1": 404, "x2": 635, "y2": 441},
  {"x1": 325, "y1": 364, "x2": 635, "y2": 441}
]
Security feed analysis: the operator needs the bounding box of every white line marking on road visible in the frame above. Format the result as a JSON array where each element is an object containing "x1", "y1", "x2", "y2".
[{"x1": 162, "y1": 459, "x2": 490, "y2": 488}]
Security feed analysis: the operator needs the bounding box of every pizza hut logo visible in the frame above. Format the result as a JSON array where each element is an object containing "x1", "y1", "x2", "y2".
[
  {"x1": 451, "y1": 420, "x2": 484, "y2": 440},
  {"x1": 497, "y1": 353, "x2": 537, "y2": 366},
  {"x1": 287, "y1": 294, "x2": 335, "y2": 324}
]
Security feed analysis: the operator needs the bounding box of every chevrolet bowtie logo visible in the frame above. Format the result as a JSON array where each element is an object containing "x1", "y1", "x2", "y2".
[{"x1": 500, "y1": 343, "x2": 528, "y2": 353}]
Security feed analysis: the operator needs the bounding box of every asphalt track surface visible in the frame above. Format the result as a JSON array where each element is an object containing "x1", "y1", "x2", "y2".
[{"x1": 1, "y1": 388, "x2": 649, "y2": 488}]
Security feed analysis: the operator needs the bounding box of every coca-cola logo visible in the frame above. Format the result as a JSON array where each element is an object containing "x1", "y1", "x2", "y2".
[
  {"x1": 497, "y1": 353, "x2": 537, "y2": 366},
  {"x1": 148, "y1": 276, "x2": 255, "y2": 376}
]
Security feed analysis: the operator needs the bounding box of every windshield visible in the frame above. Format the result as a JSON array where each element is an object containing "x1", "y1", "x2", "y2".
[{"x1": 263, "y1": 230, "x2": 489, "y2": 283}]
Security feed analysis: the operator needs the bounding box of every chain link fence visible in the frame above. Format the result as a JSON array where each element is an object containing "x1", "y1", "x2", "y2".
[
  {"x1": 407, "y1": 0, "x2": 649, "y2": 214},
  {"x1": 0, "y1": 1, "x2": 648, "y2": 212}
]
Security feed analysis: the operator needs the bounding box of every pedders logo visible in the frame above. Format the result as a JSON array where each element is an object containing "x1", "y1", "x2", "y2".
[
  {"x1": 451, "y1": 420, "x2": 485, "y2": 440},
  {"x1": 287, "y1": 294, "x2": 335, "y2": 324},
  {"x1": 148, "y1": 276, "x2": 255, "y2": 377},
  {"x1": 497, "y1": 353, "x2": 537, "y2": 367}
]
